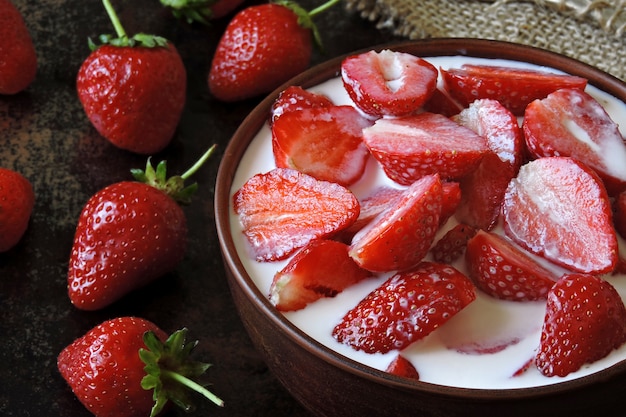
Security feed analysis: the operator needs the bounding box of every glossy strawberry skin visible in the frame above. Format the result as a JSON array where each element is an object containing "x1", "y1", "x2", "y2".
[
  {"x1": 0, "y1": 168, "x2": 34, "y2": 252},
  {"x1": 614, "y1": 191, "x2": 626, "y2": 239},
  {"x1": 441, "y1": 65, "x2": 587, "y2": 115},
  {"x1": 233, "y1": 168, "x2": 359, "y2": 262},
  {"x1": 209, "y1": 4, "x2": 312, "y2": 102},
  {"x1": 77, "y1": 43, "x2": 186, "y2": 155},
  {"x1": 271, "y1": 105, "x2": 372, "y2": 186},
  {"x1": 333, "y1": 261, "x2": 476, "y2": 354},
  {"x1": 523, "y1": 88, "x2": 626, "y2": 195},
  {"x1": 68, "y1": 182, "x2": 187, "y2": 310},
  {"x1": 453, "y1": 99, "x2": 524, "y2": 230},
  {"x1": 430, "y1": 223, "x2": 477, "y2": 264},
  {"x1": 270, "y1": 239, "x2": 371, "y2": 311},
  {"x1": 385, "y1": 354, "x2": 420, "y2": 380},
  {"x1": 465, "y1": 230, "x2": 557, "y2": 302},
  {"x1": 0, "y1": 0, "x2": 37, "y2": 94},
  {"x1": 535, "y1": 274, "x2": 626, "y2": 377},
  {"x1": 58, "y1": 317, "x2": 168, "y2": 417},
  {"x1": 269, "y1": 85, "x2": 333, "y2": 126},
  {"x1": 349, "y1": 174, "x2": 443, "y2": 272},
  {"x1": 362, "y1": 113, "x2": 489, "y2": 186},
  {"x1": 502, "y1": 157, "x2": 617, "y2": 274},
  {"x1": 341, "y1": 49, "x2": 438, "y2": 117}
]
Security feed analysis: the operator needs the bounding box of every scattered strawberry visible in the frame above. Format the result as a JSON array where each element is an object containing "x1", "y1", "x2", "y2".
[
  {"x1": 233, "y1": 167, "x2": 359, "y2": 262},
  {"x1": 67, "y1": 146, "x2": 216, "y2": 310},
  {"x1": 430, "y1": 223, "x2": 477, "y2": 264},
  {"x1": 502, "y1": 156, "x2": 618, "y2": 275},
  {"x1": 535, "y1": 274, "x2": 626, "y2": 377},
  {"x1": 341, "y1": 49, "x2": 438, "y2": 117},
  {"x1": 209, "y1": 0, "x2": 339, "y2": 102},
  {"x1": 349, "y1": 174, "x2": 442, "y2": 272},
  {"x1": 58, "y1": 317, "x2": 223, "y2": 417},
  {"x1": 453, "y1": 99, "x2": 524, "y2": 230},
  {"x1": 465, "y1": 230, "x2": 558, "y2": 301},
  {"x1": 0, "y1": 168, "x2": 34, "y2": 252},
  {"x1": 385, "y1": 354, "x2": 420, "y2": 380},
  {"x1": 269, "y1": 239, "x2": 372, "y2": 311},
  {"x1": 362, "y1": 112, "x2": 489, "y2": 186},
  {"x1": 77, "y1": 0, "x2": 186, "y2": 154},
  {"x1": 614, "y1": 190, "x2": 626, "y2": 239},
  {"x1": 441, "y1": 64, "x2": 587, "y2": 115},
  {"x1": 341, "y1": 186, "x2": 403, "y2": 238},
  {"x1": 523, "y1": 88, "x2": 626, "y2": 195},
  {"x1": 161, "y1": 0, "x2": 245, "y2": 24},
  {"x1": 271, "y1": 105, "x2": 372, "y2": 185},
  {"x1": 440, "y1": 181, "x2": 462, "y2": 225},
  {"x1": 333, "y1": 261, "x2": 476, "y2": 353},
  {"x1": 269, "y1": 85, "x2": 334, "y2": 125},
  {"x1": 0, "y1": 0, "x2": 37, "y2": 94}
]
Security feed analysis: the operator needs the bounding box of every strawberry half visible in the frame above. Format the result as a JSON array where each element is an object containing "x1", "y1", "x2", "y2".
[
  {"x1": 233, "y1": 168, "x2": 360, "y2": 262},
  {"x1": 441, "y1": 64, "x2": 587, "y2": 115},
  {"x1": 341, "y1": 186, "x2": 403, "y2": 237},
  {"x1": 271, "y1": 105, "x2": 373, "y2": 186},
  {"x1": 453, "y1": 99, "x2": 524, "y2": 230},
  {"x1": 385, "y1": 354, "x2": 420, "y2": 380},
  {"x1": 465, "y1": 230, "x2": 558, "y2": 301},
  {"x1": 332, "y1": 261, "x2": 476, "y2": 354},
  {"x1": 523, "y1": 88, "x2": 626, "y2": 195},
  {"x1": 362, "y1": 113, "x2": 489, "y2": 186},
  {"x1": 269, "y1": 85, "x2": 334, "y2": 125},
  {"x1": 502, "y1": 156, "x2": 618, "y2": 274},
  {"x1": 269, "y1": 239, "x2": 372, "y2": 311},
  {"x1": 536, "y1": 274, "x2": 626, "y2": 377},
  {"x1": 349, "y1": 174, "x2": 442, "y2": 272},
  {"x1": 341, "y1": 49, "x2": 438, "y2": 117}
]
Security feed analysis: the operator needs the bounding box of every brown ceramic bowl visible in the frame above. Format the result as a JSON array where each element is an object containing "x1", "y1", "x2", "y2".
[{"x1": 215, "y1": 39, "x2": 626, "y2": 417}]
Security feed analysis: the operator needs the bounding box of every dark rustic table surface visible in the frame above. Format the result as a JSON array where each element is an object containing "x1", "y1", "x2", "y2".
[{"x1": 0, "y1": 0, "x2": 401, "y2": 416}]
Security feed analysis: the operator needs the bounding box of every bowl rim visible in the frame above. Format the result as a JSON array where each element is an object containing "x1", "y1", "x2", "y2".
[{"x1": 214, "y1": 38, "x2": 626, "y2": 400}]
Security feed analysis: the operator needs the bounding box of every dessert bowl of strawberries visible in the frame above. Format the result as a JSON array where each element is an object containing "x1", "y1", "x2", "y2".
[{"x1": 215, "y1": 38, "x2": 626, "y2": 417}]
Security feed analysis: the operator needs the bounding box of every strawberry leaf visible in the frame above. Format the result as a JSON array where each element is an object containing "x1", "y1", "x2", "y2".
[{"x1": 160, "y1": 0, "x2": 219, "y2": 25}]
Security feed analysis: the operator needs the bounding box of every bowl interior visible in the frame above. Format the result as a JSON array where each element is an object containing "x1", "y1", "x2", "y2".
[{"x1": 215, "y1": 38, "x2": 626, "y2": 400}]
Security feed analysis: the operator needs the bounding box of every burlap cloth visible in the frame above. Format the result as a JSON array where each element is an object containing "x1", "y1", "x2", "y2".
[{"x1": 344, "y1": 0, "x2": 626, "y2": 81}]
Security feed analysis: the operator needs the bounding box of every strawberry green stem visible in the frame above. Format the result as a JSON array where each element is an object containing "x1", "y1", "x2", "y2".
[
  {"x1": 181, "y1": 144, "x2": 217, "y2": 181},
  {"x1": 161, "y1": 369, "x2": 225, "y2": 407},
  {"x1": 308, "y1": 0, "x2": 341, "y2": 17},
  {"x1": 102, "y1": 0, "x2": 127, "y2": 39}
]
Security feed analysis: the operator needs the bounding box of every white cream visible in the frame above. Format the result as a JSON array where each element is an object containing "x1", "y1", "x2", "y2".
[{"x1": 229, "y1": 56, "x2": 626, "y2": 389}]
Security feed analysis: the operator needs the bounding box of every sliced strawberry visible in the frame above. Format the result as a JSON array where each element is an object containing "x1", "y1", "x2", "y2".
[
  {"x1": 441, "y1": 65, "x2": 587, "y2": 115},
  {"x1": 385, "y1": 354, "x2": 420, "y2": 380},
  {"x1": 332, "y1": 261, "x2": 476, "y2": 354},
  {"x1": 233, "y1": 168, "x2": 360, "y2": 262},
  {"x1": 440, "y1": 181, "x2": 462, "y2": 225},
  {"x1": 269, "y1": 85, "x2": 334, "y2": 126},
  {"x1": 430, "y1": 223, "x2": 477, "y2": 264},
  {"x1": 342, "y1": 186, "x2": 403, "y2": 236},
  {"x1": 349, "y1": 174, "x2": 442, "y2": 272},
  {"x1": 465, "y1": 230, "x2": 558, "y2": 301},
  {"x1": 422, "y1": 88, "x2": 463, "y2": 117},
  {"x1": 523, "y1": 88, "x2": 626, "y2": 195},
  {"x1": 269, "y1": 239, "x2": 371, "y2": 311},
  {"x1": 614, "y1": 190, "x2": 626, "y2": 239},
  {"x1": 341, "y1": 49, "x2": 438, "y2": 117},
  {"x1": 502, "y1": 157, "x2": 618, "y2": 274},
  {"x1": 453, "y1": 99, "x2": 524, "y2": 230},
  {"x1": 362, "y1": 113, "x2": 489, "y2": 186},
  {"x1": 536, "y1": 273, "x2": 626, "y2": 377},
  {"x1": 272, "y1": 105, "x2": 372, "y2": 186}
]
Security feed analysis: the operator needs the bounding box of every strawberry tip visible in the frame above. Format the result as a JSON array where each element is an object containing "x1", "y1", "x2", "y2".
[{"x1": 139, "y1": 329, "x2": 224, "y2": 417}]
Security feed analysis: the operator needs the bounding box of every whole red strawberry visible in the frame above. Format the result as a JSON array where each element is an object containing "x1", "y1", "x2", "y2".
[
  {"x1": 77, "y1": 0, "x2": 186, "y2": 154},
  {"x1": 535, "y1": 274, "x2": 626, "y2": 377},
  {"x1": 67, "y1": 146, "x2": 215, "y2": 310},
  {"x1": 0, "y1": 168, "x2": 34, "y2": 252},
  {"x1": 0, "y1": 0, "x2": 37, "y2": 95},
  {"x1": 208, "y1": 0, "x2": 338, "y2": 102},
  {"x1": 57, "y1": 317, "x2": 223, "y2": 417}
]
